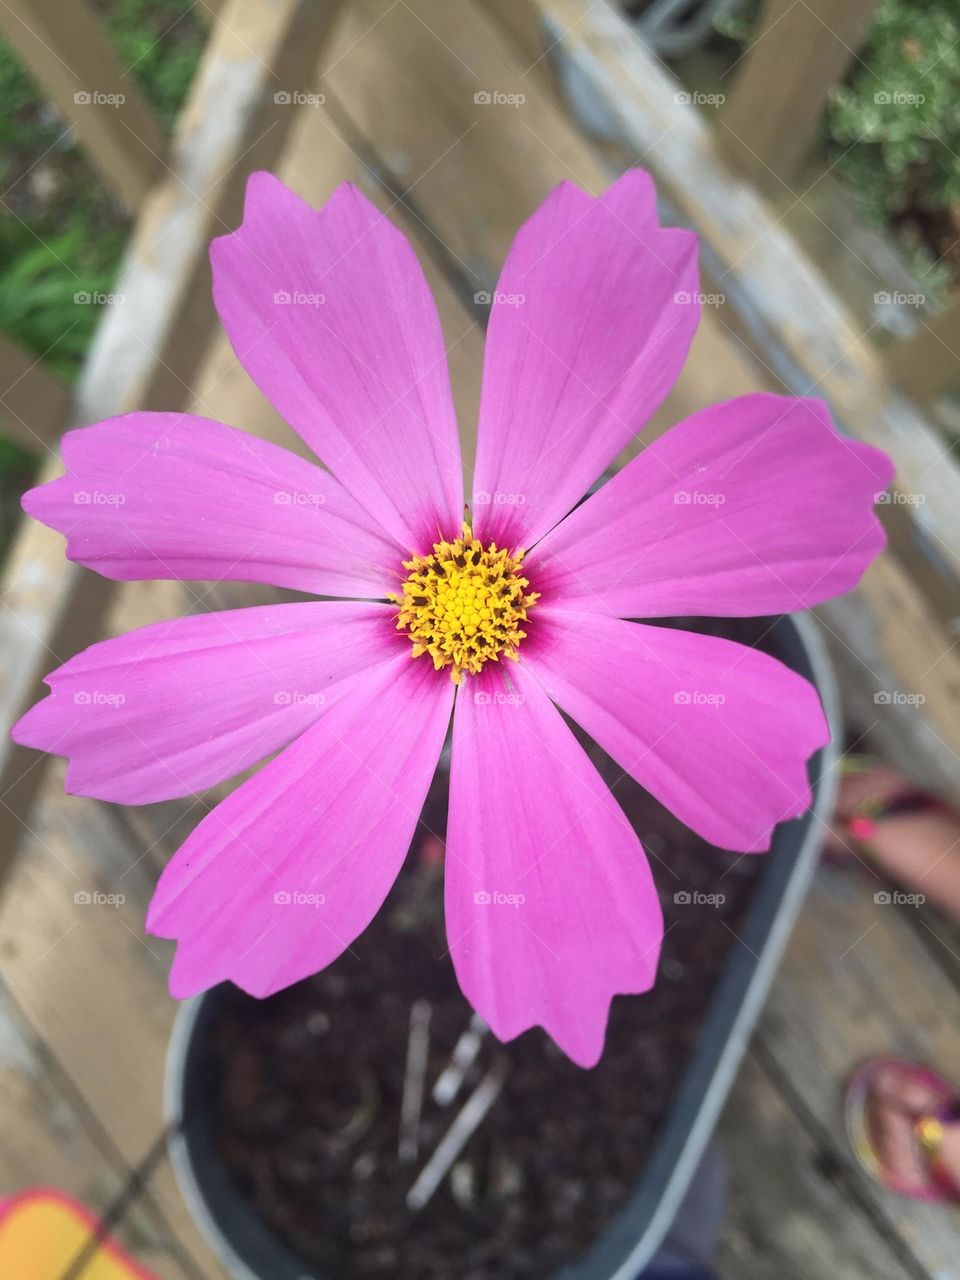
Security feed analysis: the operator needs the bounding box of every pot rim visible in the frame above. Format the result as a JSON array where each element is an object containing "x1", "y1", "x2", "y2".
[
  {"x1": 164, "y1": 610, "x2": 839, "y2": 1280},
  {"x1": 581, "y1": 610, "x2": 839, "y2": 1279}
]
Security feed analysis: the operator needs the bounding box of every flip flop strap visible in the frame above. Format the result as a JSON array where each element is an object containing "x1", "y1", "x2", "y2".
[
  {"x1": 915, "y1": 1104, "x2": 960, "y2": 1203},
  {"x1": 845, "y1": 790, "x2": 948, "y2": 849}
]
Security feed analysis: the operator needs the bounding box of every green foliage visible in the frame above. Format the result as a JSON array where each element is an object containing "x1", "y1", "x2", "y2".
[
  {"x1": 714, "y1": 0, "x2": 960, "y2": 286},
  {"x1": 0, "y1": 219, "x2": 125, "y2": 379},
  {"x1": 103, "y1": 0, "x2": 204, "y2": 128},
  {"x1": 0, "y1": 0, "x2": 203, "y2": 367},
  {"x1": 712, "y1": 0, "x2": 760, "y2": 44},
  {"x1": 826, "y1": 0, "x2": 960, "y2": 284},
  {"x1": 0, "y1": 0, "x2": 203, "y2": 493}
]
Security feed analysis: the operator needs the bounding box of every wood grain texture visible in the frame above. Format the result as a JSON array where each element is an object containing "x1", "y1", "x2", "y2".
[
  {"x1": 531, "y1": 0, "x2": 960, "y2": 793},
  {"x1": 0, "y1": 761, "x2": 231, "y2": 1277},
  {"x1": 0, "y1": 0, "x2": 166, "y2": 209},
  {"x1": 3, "y1": 8, "x2": 959, "y2": 1280},
  {"x1": 0, "y1": 335, "x2": 70, "y2": 453},
  {"x1": 0, "y1": 0, "x2": 347, "y2": 890},
  {"x1": 887, "y1": 291, "x2": 960, "y2": 402},
  {"x1": 716, "y1": 1049, "x2": 926, "y2": 1280},
  {"x1": 719, "y1": 0, "x2": 879, "y2": 189},
  {"x1": 751, "y1": 864, "x2": 960, "y2": 1278}
]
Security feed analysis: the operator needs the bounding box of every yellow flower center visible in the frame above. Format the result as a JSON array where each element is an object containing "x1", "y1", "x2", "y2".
[{"x1": 391, "y1": 524, "x2": 539, "y2": 684}]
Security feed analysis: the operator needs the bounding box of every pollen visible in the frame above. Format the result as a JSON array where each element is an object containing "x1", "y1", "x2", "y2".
[{"x1": 391, "y1": 524, "x2": 539, "y2": 684}]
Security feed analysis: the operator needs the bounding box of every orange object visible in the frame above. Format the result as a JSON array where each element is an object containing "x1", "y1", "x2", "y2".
[{"x1": 0, "y1": 1189, "x2": 157, "y2": 1279}]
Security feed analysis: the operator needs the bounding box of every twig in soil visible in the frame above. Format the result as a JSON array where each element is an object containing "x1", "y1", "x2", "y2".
[
  {"x1": 398, "y1": 998, "x2": 432, "y2": 1163},
  {"x1": 406, "y1": 1057, "x2": 509, "y2": 1212},
  {"x1": 432, "y1": 1012, "x2": 487, "y2": 1106}
]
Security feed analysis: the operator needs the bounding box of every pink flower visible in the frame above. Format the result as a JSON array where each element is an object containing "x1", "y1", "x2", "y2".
[{"x1": 13, "y1": 171, "x2": 891, "y2": 1067}]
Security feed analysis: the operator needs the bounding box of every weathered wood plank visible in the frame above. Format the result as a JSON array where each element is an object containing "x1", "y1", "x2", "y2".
[
  {"x1": 719, "y1": 0, "x2": 879, "y2": 190},
  {"x1": 716, "y1": 1049, "x2": 925, "y2": 1280},
  {"x1": 318, "y1": 0, "x2": 960, "y2": 796},
  {"x1": 3, "y1": 13, "x2": 953, "y2": 1280},
  {"x1": 0, "y1": 335, "x2": 69, "y2": 452},
  {"x1": 0, "y1": 0, "x2": 166, "y2": 210},
  {"x1": 0, "y1": 981, "x2": 196, "y2": 1279},
  {"x1": 0, "y1": 0, "x2": 347, "y2": 892},
  {"x1": 0, "y1": 763, "x2": 231, "y2": 1277},
  {"x1": 534, "y1": 0, "x2": 960, "y2": 571},
  {"x1": 887, "y1": 291, "x2": 960, "y2": 402},
  {"x1": 752, "y1": 864, "x2": 960, "y2": 1278},
  {"x1": 524, "y1": 0, "x2": 960, "y2": 796}
]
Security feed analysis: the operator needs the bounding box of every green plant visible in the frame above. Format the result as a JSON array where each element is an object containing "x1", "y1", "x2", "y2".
[
  {"x1": 0, "y1": 220, "x2": 125, "y2": 378},
  {"x1": 715, "y1": 0, "x2": 960, "y2": 287},
  {"x1": 103, "y1": 0, "x2": 204, "y2": 128},
  {"x1": 827, "y1": 0, "x2": 960, "y2": 287},
  {"x1": 0, "y1": 1, "x2": 203, "y2": 372},
  {"x1": 0, "y1": 0, "x2": 204, "y2": 534}
]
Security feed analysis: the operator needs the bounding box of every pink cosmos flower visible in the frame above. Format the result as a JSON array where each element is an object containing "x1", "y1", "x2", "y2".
[{"x1": 13, "y1": 170, "x2": 892, "y2": 1067}]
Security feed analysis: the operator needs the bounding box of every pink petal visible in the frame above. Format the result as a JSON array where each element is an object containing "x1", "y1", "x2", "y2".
[
  {"x1": 23, "y1": 413, "x2": 403, "y2": 596},
  {"x1": 211, "y1": 174, "x2": 463, "y2": 552},
  {"x1": 528, "y1": 394, "x2": 892, "y2": 617},
  {"x1": 526, "y1": 609, "x2": 829, "y2": 853},
  {"x1": 445, "y1": 663, "x2": 662, "y2": 1068},
  {"x1": 13, "y1": 602, "x2": 399, "y2": 804},
  {"x1": 148, "y1": 651, "x2": 454, "y2": 998},
  {"x1": 471, "y1": 170, "x2": 699, "y2": 550}
]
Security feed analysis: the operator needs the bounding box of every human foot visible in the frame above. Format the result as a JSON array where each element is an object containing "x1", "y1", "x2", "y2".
[{"x1": 847, "y1": 1058, "x2": 960, "y2": 1204}]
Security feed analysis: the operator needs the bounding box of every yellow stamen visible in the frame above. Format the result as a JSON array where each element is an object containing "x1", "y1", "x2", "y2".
[{"x1": 390, "y1": 523, "x2": 539, "y2": 684}]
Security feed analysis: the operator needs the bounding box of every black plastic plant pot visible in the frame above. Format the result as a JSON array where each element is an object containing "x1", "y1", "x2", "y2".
[{"x1": 165, "y1": 613, "x2": 838, "y2": 1280}]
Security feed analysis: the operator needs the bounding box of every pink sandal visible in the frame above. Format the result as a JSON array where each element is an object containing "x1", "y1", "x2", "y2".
[
  {"x1": 846, "y1": 1057, "x2": 960, "y2": 1204},
  {"x1": 835, "y1": 755, "x2": 950, "y2": 861}
]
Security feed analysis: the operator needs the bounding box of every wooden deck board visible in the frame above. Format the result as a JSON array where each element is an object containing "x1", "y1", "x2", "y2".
[
  {"x1": 0, "y1": 982, "x2": 193, "y2": 1280},
  {"x1": 0, "y1": 760, "x2": 230, "y2": 1279},
  {"x1": 716, "y1": 1050, "x2": 925, "y2": 1280},
  {"x1": 530, "y1": 0, "x2": 960, "y2": 797},
  {"x1": 3, "y1": 3, "x2": 960, "y2": 1279},
  {"x1": 752, "y1": 865, "x2": 960, "y2": 1278}
]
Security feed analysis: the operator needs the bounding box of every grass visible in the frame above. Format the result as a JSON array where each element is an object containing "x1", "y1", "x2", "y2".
[{"x1": 0, "y1": 0, "x2": 204, "y2": 554}]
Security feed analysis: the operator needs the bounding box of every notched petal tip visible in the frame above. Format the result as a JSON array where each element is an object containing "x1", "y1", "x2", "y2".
[
  {"x1": 9, "y1": 696, "x2": 55, "y2": 751},
  {"x1": 446, "y1": 664, "x2": 664, "y2": 1070}
]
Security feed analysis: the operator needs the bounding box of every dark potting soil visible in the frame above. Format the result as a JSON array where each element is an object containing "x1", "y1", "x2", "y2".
[{"x1": 210, "y1": 617, "x2": 789, "y2": 1280}]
